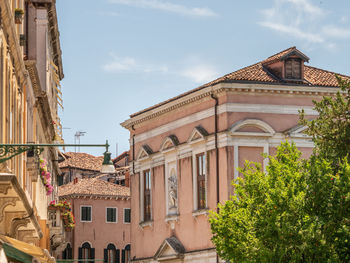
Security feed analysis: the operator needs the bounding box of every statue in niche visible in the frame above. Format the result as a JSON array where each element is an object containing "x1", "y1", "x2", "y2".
[{"x1": 168, "y1": 170, "x2": 178, "y2": 209}]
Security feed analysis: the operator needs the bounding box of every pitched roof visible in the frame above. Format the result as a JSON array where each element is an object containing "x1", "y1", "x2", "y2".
[
  {"x1": 58, "y1": 152, "x2": 104, "y2": 171},
  {"x1": 129, "y1": 47, "x2": 350, "y2": 118},
  {"x1": 58, "y1": 178, "x2": 130, "y2": 198}
]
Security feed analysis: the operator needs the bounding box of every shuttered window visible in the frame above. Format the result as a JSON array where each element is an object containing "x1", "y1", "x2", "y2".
[
  {"x1": 285, "y1": 58, "x2": 301, "y2": 79},
  {"x1": 106, "y1": 208, "x2": 117, "y2": 223},
  {"x1": 197, "y1": 153, "x2": 206, "y2": 209},
  {"x1": 124, "y1": 208, "x2": 131, "y2": 223},
  {"x1": 81, "y1": 206, "x2": 92, "y2": 222}
]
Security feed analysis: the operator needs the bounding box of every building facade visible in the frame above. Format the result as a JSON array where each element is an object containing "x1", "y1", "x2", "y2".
[
  {"x1": 121, "y1": 47, "x2": 350, "y2": 262},
  {"x1": 58, "y1": 177, "x2": 131, "y2": 263},
  {"x1": 0, "y1": 0, "x2": 65, "y2": 260}
]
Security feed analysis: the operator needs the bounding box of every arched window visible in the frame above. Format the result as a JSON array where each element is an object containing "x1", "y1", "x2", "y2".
[
  {"x1": 79, "y1": 242, "x2": 94, "y2": 263},
  {"x1": 104, "y1": 243, "x2": 120, "y2": 263},
  {"x1": 122, "y1": 244, "x2": 131, "y2": 263},
  {"x1": 62, "y1": 243, "x2": 72, "y2": 259}
]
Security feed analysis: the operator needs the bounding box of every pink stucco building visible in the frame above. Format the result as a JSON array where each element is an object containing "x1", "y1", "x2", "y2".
[
  {"x1": 121, "y1": 47, "x2": 350, "y2": 262},
  {"x1": 57, "y1": 177, "x2": 131, "y2": 262}
]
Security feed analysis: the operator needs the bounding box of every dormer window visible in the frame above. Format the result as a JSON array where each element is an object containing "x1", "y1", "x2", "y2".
[{"x1": 285, "y1": 58, "x2": 301, "y2": 79}]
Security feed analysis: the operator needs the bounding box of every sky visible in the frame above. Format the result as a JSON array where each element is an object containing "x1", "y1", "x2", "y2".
[{"x1": 56, "y1": 0, "x2": 350, "y2": 157}]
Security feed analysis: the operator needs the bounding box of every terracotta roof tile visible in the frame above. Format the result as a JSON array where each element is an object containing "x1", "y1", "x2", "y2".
[
  {"x1": 129, "y1": 47, "x2": 350, "y2": 117},
  {"x1": 58, "y1": 152, "x2": 104, "y2": 171},
  {"x1": 58, "y1": 178, "x2": 130, "y2": 198}
]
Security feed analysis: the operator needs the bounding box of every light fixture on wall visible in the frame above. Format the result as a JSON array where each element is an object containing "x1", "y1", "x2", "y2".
[{"x1": 0, "y1": 140, "x2": 116, "y2": 174}]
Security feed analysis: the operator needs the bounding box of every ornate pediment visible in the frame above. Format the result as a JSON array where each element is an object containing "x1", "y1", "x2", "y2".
[
  {"x1": 160, "y1": 135, "x2": 179, "y2": 153},
  {"x1": 188, "y1": 126, "x2": 209, "y2": 144},
  {"x1": 154, "y1": 236, "x2": 185, "y2": 261},
  {"x1": 284, "y1": 125, "x2": 310, "y2": 138},
  {"x1": 230, "y1": 119, "x2": 275, "y2": 137},
  {"x1": 137, "y1": 145, "x2": 153, "y2": 161}
]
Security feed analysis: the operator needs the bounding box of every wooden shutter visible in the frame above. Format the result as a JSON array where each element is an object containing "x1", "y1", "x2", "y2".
[
  {"x1": 78, "y1": 247, "x2": 82, "y2": 263},
  {"x1": 116, "y1": 249, "x2": 120, "y2": 263},
  {"x1": 122, "y1": 249, "x2": 125, "y2": 263},
  {"x1": 104, "y1": 248, "x2": 108, "y2": 263},
  {"x1": 90, "y1": 248, "x2": 95, "y2": 259},
  {"x1": 285, "y1": 58, "x2": 301, "y2": 79},
  {"x1": 68, "y1": 246, "x2": 72, "y2": 259},
  {"x1": 88, "y1": 207, "x2": 91, "y2": 221}
]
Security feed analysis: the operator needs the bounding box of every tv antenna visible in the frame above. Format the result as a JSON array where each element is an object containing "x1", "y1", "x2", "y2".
[{"x1": 74, "y1": 131, "x2": 86, "y2": 152}]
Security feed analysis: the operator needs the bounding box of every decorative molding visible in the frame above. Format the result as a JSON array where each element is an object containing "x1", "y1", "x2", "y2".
[
  {"x1": 0, "y1": 183, "x2": 11, "y2": 194},
  {"x1": 192, "y1": 209, "x2": 209, "y2": 217},
  {"x1": 137, "y1": 145, "x2": 154, "y2": 161},
  {"x1": 0, "y1": 197, "x2": 19, "y2": 222},
  {"x1": 188, "y1": 126, "x2": 209, "y2": 145},
  {"x1": 122, "y1": 82, "x2": 336, "y2": 130},
  {"x1": 10, "y1": 218, "x2": 30, "y2": 239},
  {"x1": 160, "y1": 135, "x2": 179, "y2": 153},
  {"x1": 0, "y1": 0, "x2": 28, "y2": 87},
  {"x1": 132, "y1": 102, "x2": 316, "y2": 145}
]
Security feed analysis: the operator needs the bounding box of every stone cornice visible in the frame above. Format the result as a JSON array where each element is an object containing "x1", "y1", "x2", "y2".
[
  {"x1": 0, "y1": 0, "x2": 28, "y2": 87},
  {"x1": 25, "y1": 60, "x2": 55, "y2": 142},
  {"x1": 121, "y1": 82, "x2": 339, "y2": 130},
  {"x1": 47, "y1": 0, "x2": 64, "y2": 79}
]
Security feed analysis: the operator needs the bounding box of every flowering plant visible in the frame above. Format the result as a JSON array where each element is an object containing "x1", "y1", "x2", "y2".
[
  {"x1": 39, "y1": 158, "x2": 54, "y2": 195},
  {"x1": 48, "y1": 200, "x2": 75, "y2": 229}
]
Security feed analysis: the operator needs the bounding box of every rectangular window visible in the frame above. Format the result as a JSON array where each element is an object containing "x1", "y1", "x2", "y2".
[
  {"x1": 143, "y1": 169, "x2": 151, "y2": 221},
  {"x1": 196, "y1": 153, "x2": 206, "y2": 210},
  {"x1": 124, "y1": 208, "x2": 131, "y2": 223},
  {"x1": 285, "y1": 58, "x2": 301, "y2": 79},
  {"x1": 106, "y1": 208, "x2": 117, "y2": 223},
  {"x1": 81, "y1": 206, "x2": 92, "y2": 222}
]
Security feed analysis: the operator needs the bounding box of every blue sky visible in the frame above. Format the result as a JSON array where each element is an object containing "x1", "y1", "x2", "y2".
[{"x1": 56, "y1": 0, "x2": 350, "y2": 157}]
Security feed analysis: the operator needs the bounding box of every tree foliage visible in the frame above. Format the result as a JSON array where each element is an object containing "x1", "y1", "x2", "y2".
[
  {"x1": 300, "y1": 76, "x2": 350, "y2": 164},
  {"x1": 210, "y1": 78, "x2": 350, "y2": 262}
]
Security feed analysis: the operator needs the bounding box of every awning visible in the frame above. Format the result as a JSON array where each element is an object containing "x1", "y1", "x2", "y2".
[{"x1": 0, "y1": 235, "x2": 55, "y2": 263}]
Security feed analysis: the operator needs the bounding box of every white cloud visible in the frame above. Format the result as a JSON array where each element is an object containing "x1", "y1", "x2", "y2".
[
  {"x1": 109, "y1": 0, "x2": 217, "y2": 17},
  {"x1": 103, "y1": 55, "x2": 168, "y2": 73},
  {"x1": 259, "y1": 21, "x2": 324, "y2": 43},
  {"x1": 259, "y1": 0, "x2": 350, "y2": 48},
  {"x1": 322, "y1": 25, "x2": 350, "y2": 38},
  {"x1": 285, "y1": 0, "x2": 323, "y2": 16},
  {"x1": 103, "y1": 54, "x2": 220, "y2": 84},
  {"x1": 181, "y1": 65, "x2": 219, "y2": 84}
]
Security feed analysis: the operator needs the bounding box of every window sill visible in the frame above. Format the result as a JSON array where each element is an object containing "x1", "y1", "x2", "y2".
[
  {"x1": 165, "y1": 214, "x2": 179, "y2": 222},
  {"x1": 192, "y1": 209, "x2": 209, "y2": 217},
  {"x1": 139, "y1": 220, "x2": 153, "y2": 228}
]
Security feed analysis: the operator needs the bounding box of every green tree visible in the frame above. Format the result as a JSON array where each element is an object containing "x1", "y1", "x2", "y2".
[
  {"x1": 210, "y1": 142, "x2": 350, "y2": 262},
  {"x1": 300, "y1": 76, "x2": 350, "y2": 164},
  {"x1": 210, "y1": 77, "x2": 350, "y2": 262}
]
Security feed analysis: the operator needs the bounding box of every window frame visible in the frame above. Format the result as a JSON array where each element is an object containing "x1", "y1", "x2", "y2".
[
  {"x1": 105, "y1": 207, "x2": 118, "y2": 223},
  {"x1": 123, "y1": 208, "x2": 131, "y2": 224},
  {"x1": 80, "y1": 205, "x2": 92, "y2": 222},
  {"x1": 143, "y1": 169, "x2": 152, "y2": 222},
  {"x1": 196, "y1": 153, "x2": 206, "y2": 210}
]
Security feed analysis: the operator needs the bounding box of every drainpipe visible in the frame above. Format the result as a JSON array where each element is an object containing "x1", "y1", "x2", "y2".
[
  {"x1": 210, "y1": 94, "x2": 219, "y2": 208},
  {"x1": 211, "y1": 93, "x2": 220, "y2": 263},
  {"x1": 131, "y1": 125, "x2": 135, "y2": 175}
]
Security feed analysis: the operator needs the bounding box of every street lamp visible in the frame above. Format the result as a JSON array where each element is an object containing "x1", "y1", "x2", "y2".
[{"x1": 0, "y1": 140, "x2": 116, "y2": 173}]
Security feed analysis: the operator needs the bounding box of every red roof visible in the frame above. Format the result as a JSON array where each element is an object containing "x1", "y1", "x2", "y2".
[
  {"x1": 58, "y1": 178, "x2": 130, "y2": 198},
  {"x1": 130, "y1": 47, "x2": 350, "y2": 118},
  {"x1": 58, "y1": 152, "x2": 104, "y2": 171}
]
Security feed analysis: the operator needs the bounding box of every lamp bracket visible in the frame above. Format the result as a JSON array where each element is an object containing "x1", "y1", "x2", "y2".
[{"x1": 0, "y1": 145, "x2": 44, "y2": 163}]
